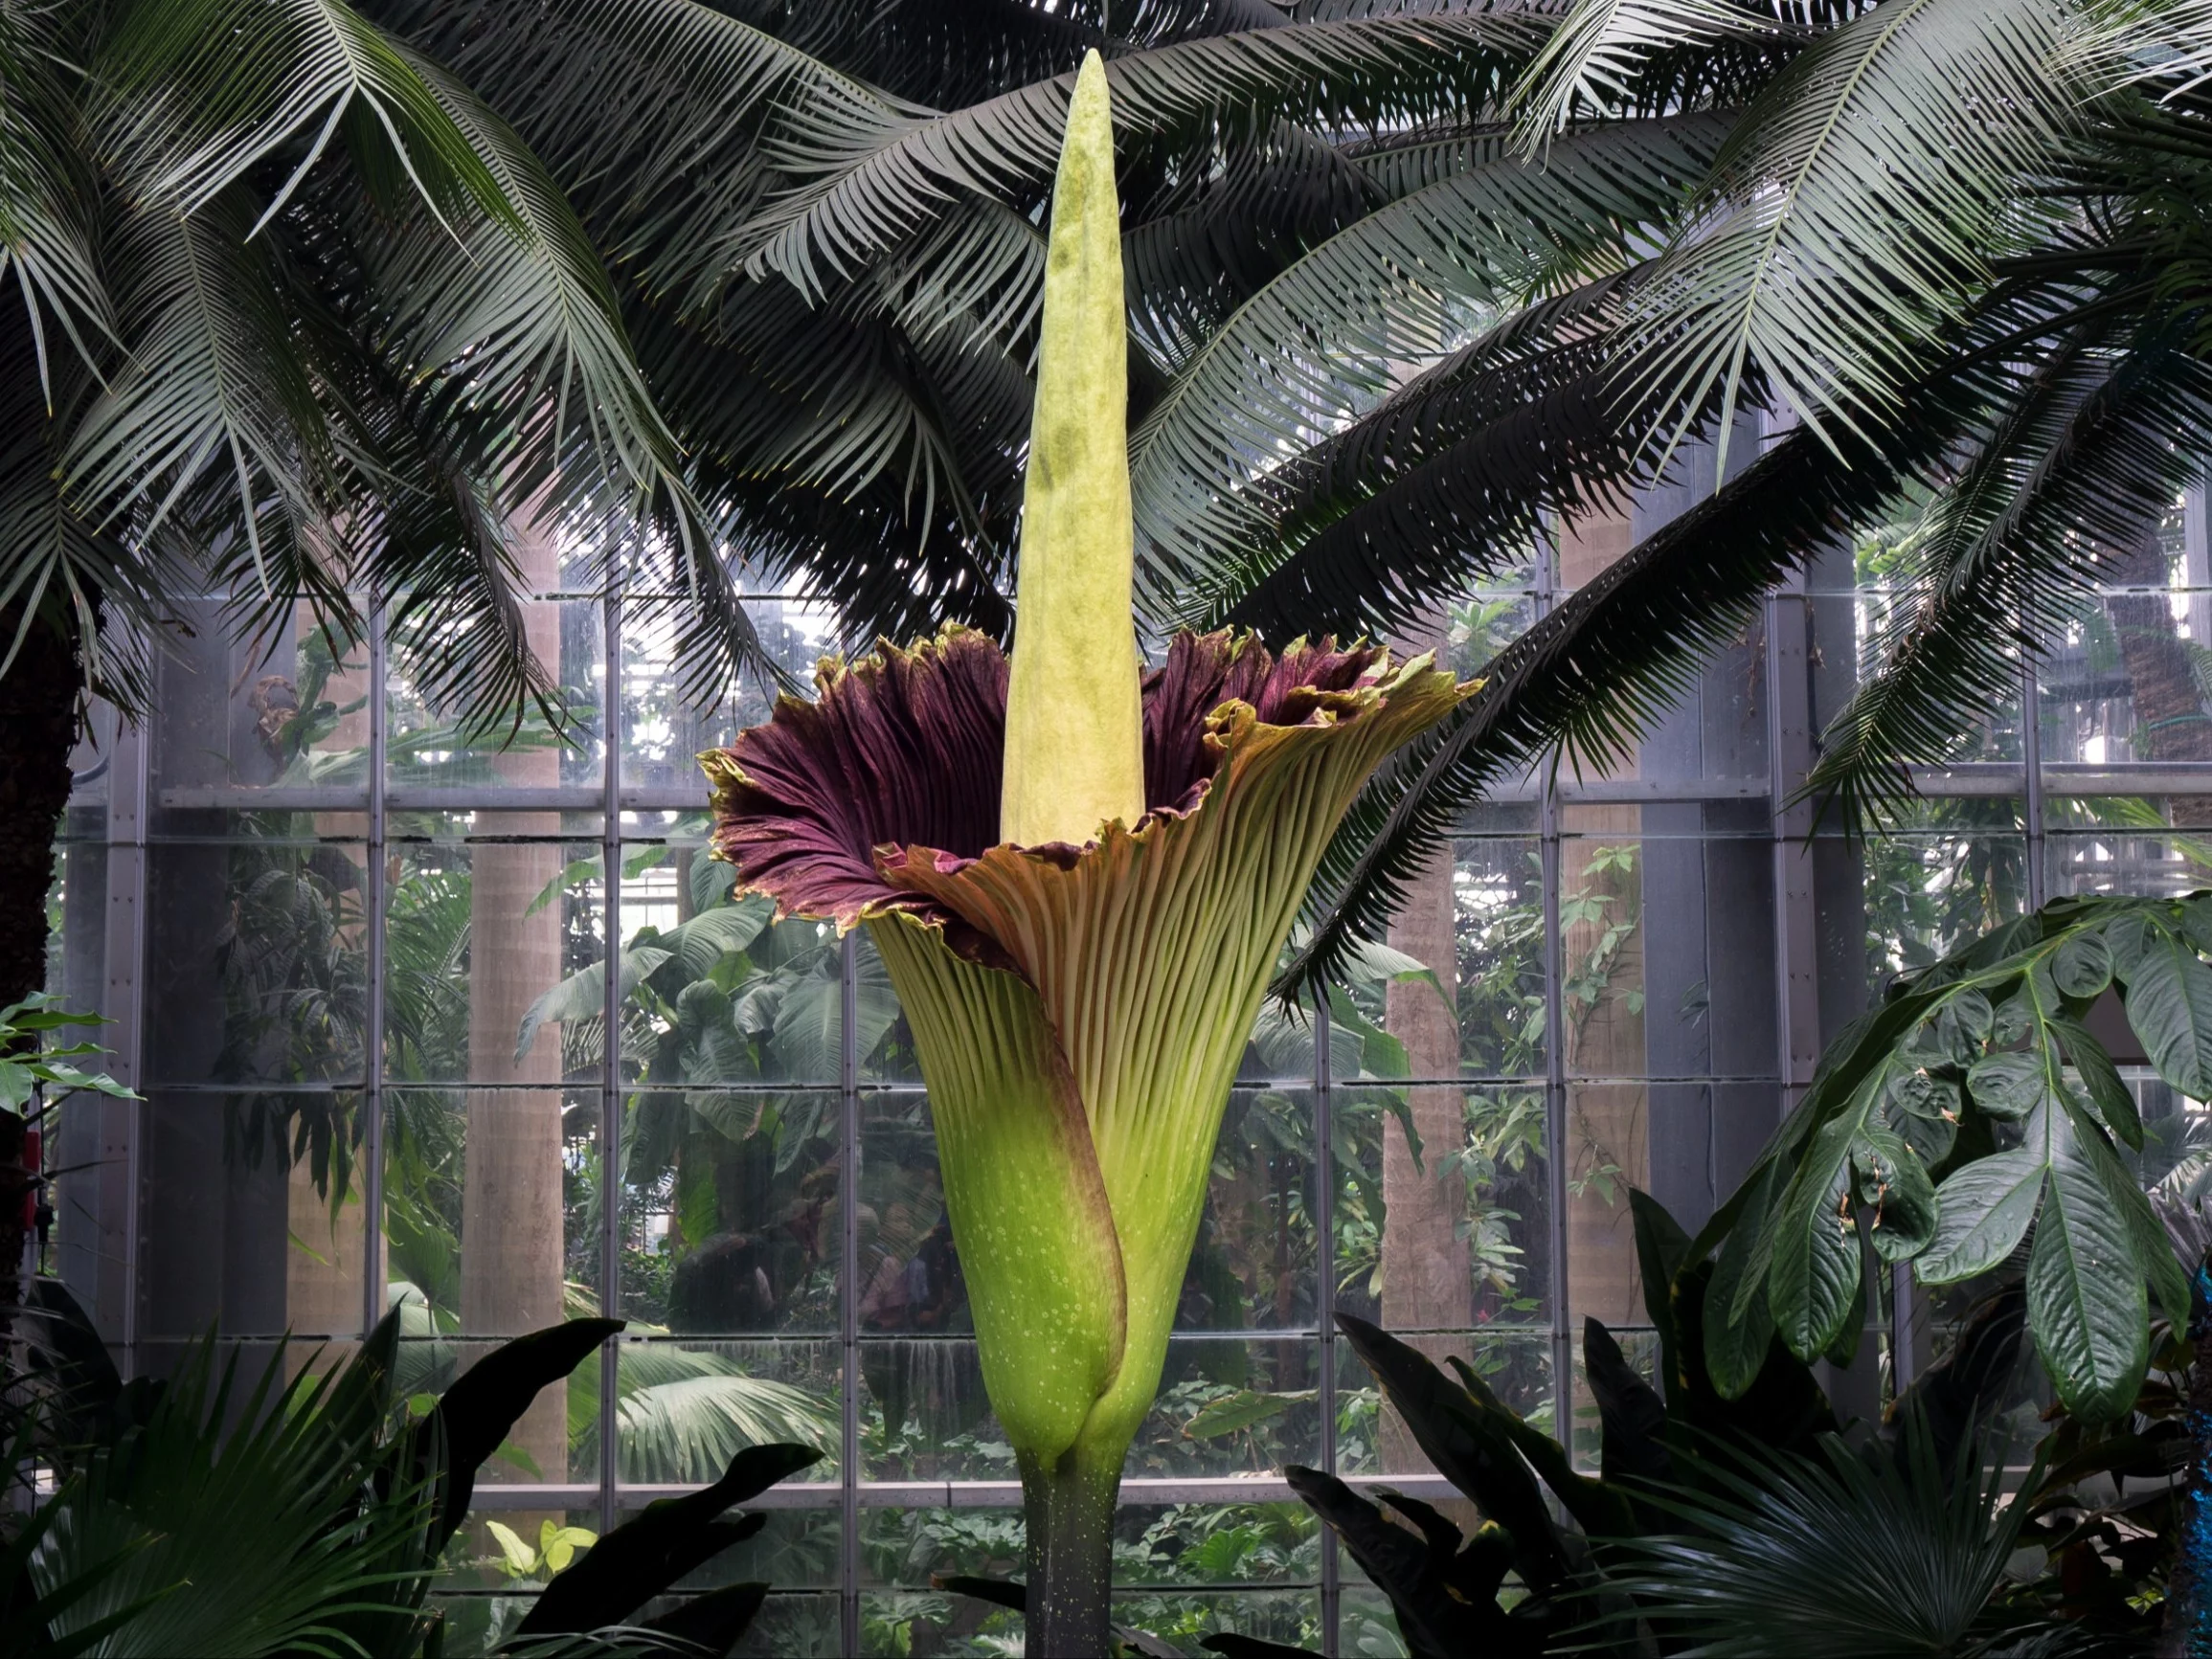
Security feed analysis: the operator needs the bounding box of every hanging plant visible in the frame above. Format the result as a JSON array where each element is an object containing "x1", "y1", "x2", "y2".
[{"x1": 702, "y1": 51, "x2": 1470, "y2": 1656}]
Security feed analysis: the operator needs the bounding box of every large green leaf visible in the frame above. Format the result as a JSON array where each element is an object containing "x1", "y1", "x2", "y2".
[
  {"x1": 1763, "y1": 1112, "x2": 1870, "y2": 1362},
  {"x1": 1916, "y1": 1147, "x2": 2043, "y2": 1285},
  {"x1": 2118, "y1": 924, "x2": 2212, "y2": 1098},
  {"x1": 2026, "y1": 1144, "x2": 2148, "y2": 1423}
]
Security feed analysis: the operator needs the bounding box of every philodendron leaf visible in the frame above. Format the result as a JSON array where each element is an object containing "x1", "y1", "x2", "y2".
[
  {"x1": 2118, "y1": 925, "x2": 2212, "y2": 1097},
  {"x1": 1765, "y1": 1114, "x2": 1866, "y2": 1362},
  {"x1": 2028, "y1": 1146, "x2": 2148, "y2": 1423},
  {"x1": 2050, "y1": 1016, "x2": 2141, "y2": 1150},
  {"x1": 1704, "y1": 1158, "x2": 1783, "y2": 1399},
  {"x1": 1853, "y1": 1127, "x2": 1935, "y2": 1264},
  {"x1": 1965, "y1": 1050, "x2": 2054, "y2": 1121},
  {"x1": 1917, "y1": 1148, "x2": 2043, "y2": 1285},
  {"x1": 2051, "y1": 930, "x2": 2113, "y2": 998},
  {"x1": 2070, "y1": 1102, "x2": 2190, "y2": 1334},
  {"x1": 1185, "y1": 1389, "x2": 1310, "y2": 1438}
]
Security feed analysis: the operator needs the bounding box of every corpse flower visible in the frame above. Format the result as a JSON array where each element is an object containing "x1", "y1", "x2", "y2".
[{"x1": 703, "y1": 51, "x2": 1469, "y2": 1656}]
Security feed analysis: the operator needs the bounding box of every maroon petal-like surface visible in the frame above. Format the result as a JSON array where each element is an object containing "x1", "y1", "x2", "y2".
[
  {"x1": 703, "y1": 624, "x2": 1393, "y2": 942},
  {"x1": 1141, "y1": 633, "x2": 1388, "y2": 813},
  {"x1": 704, "y1": 626, "x2": 1006, "y2": 931}
]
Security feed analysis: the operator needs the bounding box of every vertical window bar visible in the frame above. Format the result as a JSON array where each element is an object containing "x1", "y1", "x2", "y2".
[
  {"x1": 839, "y1": 930, "x2": 862, "y2": 1653},
  {"x1": 600, "y1": 583, "x2": 623, "y2": 1532},
  {"x1": 1313, "y1": 993, "x2": 1339, "y2": 1657},
  {"x1": 362, "y1": 594, "x2": 389, "y2": 1337},
  {"x1": 2021, "y1": 657, "x2": 2047, "y2": 911},
  {"x1": 110, "y1": 717, "x2": 149, "y2": 1377},
  {"x1": 1534, "y1": 530, "x2": 1572, "y2": 1448}
]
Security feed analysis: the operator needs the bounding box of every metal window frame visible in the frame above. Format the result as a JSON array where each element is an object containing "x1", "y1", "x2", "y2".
[{"x1": 87, "y1": 526, "x2": 2079, "y2": 1649}]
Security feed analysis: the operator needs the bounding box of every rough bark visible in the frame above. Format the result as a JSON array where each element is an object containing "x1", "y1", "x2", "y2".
[
  {"x1": 1381, "y1": 841, "x2": 1472, "y2": 1474},
  {"x1": 1555, "y1": 505, "x2": 1650, "y2": 1332},
  {"x1": 0, "y1": 612, "x2": 82, "y2": 1318},
  {"x1": 461, "y1": 517, "x2": 570, "y2": 1486}
]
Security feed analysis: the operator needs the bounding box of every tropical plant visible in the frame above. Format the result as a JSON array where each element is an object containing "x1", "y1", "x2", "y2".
[
  {"x1": 0, "y1": 996, "x2": 133, "y2": 1334},
  {"x1": 8, "y1": 1284, "x2": 820, "y2": 1657},
  {"x1": 1194, "y1": 1186, "x2": 2091, "y2": 1659},
  {"x1": 0, "y1": 0, "x2": 778, "y2": 1014},
  {"x1": 704, "y1": 56, "x2": 1468, "y2": 1655}
]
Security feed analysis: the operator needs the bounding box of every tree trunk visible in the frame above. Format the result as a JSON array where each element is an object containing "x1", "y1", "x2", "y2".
[
  {"x1": 461, "y1": 516, "x2": 570, "y2": 1485},
  {"x1": 1381, "y1": 841, "x2": 1471, "y2": 1474},
  {"x1": 0, "y1": 612, "x2": 83, "y2": 1318}
]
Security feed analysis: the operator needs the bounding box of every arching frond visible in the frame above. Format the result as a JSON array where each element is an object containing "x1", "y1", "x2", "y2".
[
  {"x1": 95, "y1": 0, "x2": 515, "y2": 233},
  {"x1": 1620, "y1": 0, "x2": 2084, "y2": 473},
  {"x1": 1132, "y1": 116, "x2": 1726, "y2": 617},
  {"x1": 1277, "y1": 348, "x2": 2004, "y2": 999},
  {"x1": 377, "y1": 0, "x2": 882, "y2": 310},
  {"x1": 62, "y1": 191, "x2": 332, "y2": 598},
  {"x1": 1805, "y1": 304, "x2": 2212, "y2": 824},
  {"x1": 1509, "y1": 0, "x2": 1820, "y2": 136},
  {"x1": 735, "y1": 11, "x2": 1555, "y2": 297},
  {"x1": 1210, "y1": 298, "x2": 1646, "y2": 639}
]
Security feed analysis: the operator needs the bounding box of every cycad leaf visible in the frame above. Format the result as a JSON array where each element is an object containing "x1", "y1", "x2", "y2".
[
  {"x1": 97, "y1": 0, "x2": 513, "y2": 231},
  {"x1": 736, "y1": 14, "x2": 1555, "y2": 296},
  {"x1": 1136, "y1": 116, "x2": 1723, "y2": 617},
  {"x1": 1621, "y1": 0, "x2": 2079, "y2": 470}
]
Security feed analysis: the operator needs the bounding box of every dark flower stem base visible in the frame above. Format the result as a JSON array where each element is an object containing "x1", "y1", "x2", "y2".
[{"x1": 1019, "y1": 1445, "x2": 1119, "y2": 1657}]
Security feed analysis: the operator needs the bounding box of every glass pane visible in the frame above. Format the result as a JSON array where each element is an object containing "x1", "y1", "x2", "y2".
[
  {"x1": 1335, "y1": 1328, "x2": 1551, "y2": 1477},
  {"x1": 383, "y1": 1086, "x2": 597, "y2": 1346},
  {"x1": 618, "y1": 850, "x2": 848, "y2": 1087},
  {"x1": 1132, "y1": 1336, "x2": 1324, "y2": 1480},
  {"x1": 861, "y1": 1338, "x2": 1002, "y2": 1484},
  {"x1": 387, "y1": 592, "x2": 604, "y2": 796},
  {"x1": 619, "y1": 1088, "x2": 840, "y2": 1335},
  {"x1": 142, "y1": 1094, "x2": 368, "y2": 1338},
  {"x1": 1185, "y1": 1087, "x2": 1316, "y2": 1333},
  {"x1": 1456, "y1": 836, "x2": 1546, "y2": 1081},
  {"x1": 383, "y1": 830, "x2": 604, "y2": 1087},
  {"x1": 147, "y1": 599, "x2": 373, "y2": 828},
  {"x1": 610, "y1": 1339, "x2": 840, "y2": 1486},
  {"x1": 146, "y1": 838, "x2": 369, "y2": 1088},
  {"x1": 618, "y1": 595, "x2": 840, "y2": 800},
  {"x1": 2045, "y1": 809, "x2": 2212, "y2": 898},
  {"x1": 1854, "y1": 821, "x2": 2030, "y2": 993}
]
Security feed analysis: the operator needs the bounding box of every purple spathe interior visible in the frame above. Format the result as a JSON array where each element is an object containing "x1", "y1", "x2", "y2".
[{"x1": 705, "y1": 626, "x2": 1389, "y2": 933}]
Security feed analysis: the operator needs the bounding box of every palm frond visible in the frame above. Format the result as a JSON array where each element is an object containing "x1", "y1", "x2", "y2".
[
  {"x1": 375, "y1": 0, "x2": 879, "y2": 312},
  {"x1": 568, "y1": 1345, "x2": 835, "y2": 1486},
  {"x1": 1510, "y1": 0, "x2": 1798, "y2": 136},
  {"x1": 0, "y1": 5, "x2": 114, "y2": 391},
  {"x1": 94, "y1": 0, "x2": 515, "y2": 235},
  {"x1": 735, "y1": 11, "x2": 1555, "y2": 298},
  {"x1": 1133, "y1": 116, "x2": 1725, "y2": 619},
  {"x1": 372, "y1": 49, "x2": 678, "y2": 510},
  {"x1": 1210, "y1": 308, "x2": 1645, "y2": 640},
  {"x1": 1805, "y1": 302, "x2": 2212, "y2": 824},
  {"x1": 727, "y1": 0, "x2": 1298, "y2": 110},
  {"x1": 0, "y1": 317, "x2": 162, "y2": 706},
  {"x1": 1276, "y1": 349, "x2": 2000, "y2": 1000},
  {"x1": 33, "y1": 1342, "x2": 428, "y2": 1658},
  {"x1": 1621, "y1": 0, "x2": 2083, "y2": 475},
  {"x1": 1595, "y1": 1424, "x2": 2034, "y2": 1657},
  {"x1": 62, "y1": 190, "x2": 333, "y2": 604}
]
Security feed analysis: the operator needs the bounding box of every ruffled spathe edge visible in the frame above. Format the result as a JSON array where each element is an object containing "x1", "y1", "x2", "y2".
[{"x1": 702, "y1": 623, "x2": 1466, "y2": 969}]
